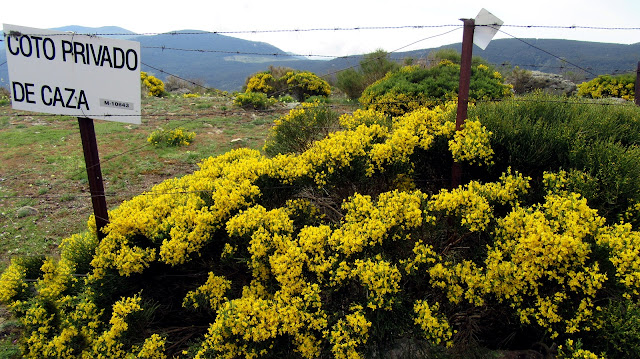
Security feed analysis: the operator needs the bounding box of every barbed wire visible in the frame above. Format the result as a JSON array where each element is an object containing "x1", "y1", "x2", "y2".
[
  {"x1": 1, "y1": 23, "x2": 639, "y2": 40},
  {"x1": 142, "y1": 45, "x2": 336, "y2": 59}
]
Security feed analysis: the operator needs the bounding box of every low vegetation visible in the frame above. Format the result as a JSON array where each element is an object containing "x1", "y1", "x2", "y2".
[{"x1": 1, "y1": 50, "x2": 639, "y2": 358}]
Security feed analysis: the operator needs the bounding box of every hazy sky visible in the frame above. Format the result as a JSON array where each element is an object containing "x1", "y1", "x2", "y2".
[{"x1": 2, "y1": 0, "x2": 639, "y2": 57}]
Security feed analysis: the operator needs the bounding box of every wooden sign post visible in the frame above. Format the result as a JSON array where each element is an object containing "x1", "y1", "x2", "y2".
[
  {"x1": 451, "y1": 18, "x2": 475, "y2": 189},
  {"x1": 78, "y1": 117, "x2": 109, "y2": 240}
]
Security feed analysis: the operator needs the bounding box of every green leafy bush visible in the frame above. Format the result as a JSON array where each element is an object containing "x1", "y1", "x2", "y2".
[
  {"x1": 468, "y1": 92, "x2": 640, "y2": 223},
  {"x1": 147, "y1": 127, "x2": 195, "y2": 147},
  {"x1": 360, "y1": 62, "x2": 512, "y2": 116},
  {"x1": 577, "y1": 74, "x2": 635, "y2": 100},
  {"x1": 336, "y1": 50, "x2": 400, "y2": 100},
  {"x1": 336, "y1": 68, "x2": 366, "y2": 100},
  {"x1": 263, "y1": 102, "x2": 341, "y2": 156}
]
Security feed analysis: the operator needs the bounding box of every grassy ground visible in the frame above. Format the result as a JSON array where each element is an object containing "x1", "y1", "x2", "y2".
[{"x1": 0, "y1": 94, "x2": 289, "y2": 272}]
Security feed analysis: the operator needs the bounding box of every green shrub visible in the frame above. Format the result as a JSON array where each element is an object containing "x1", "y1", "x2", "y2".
[
  {"x1": 360, "y1": 62, "x2": 512, "y2": 116},
  {"x1": 278, "y1": 95, "x2": 295, "y2": 103},
  {"x1": 263, "y1": 102, "x2": 341, "y2": 156},
  {"x1": 468, "y1": 92, "x2": 640, "y2": 223},
  {"x1": 505, "y1": 66, "x2": 549, "y2": 95},
  {"x1": 583, "y1": 299, "x2": 640, "y2": 357},
  {"x1": 336, "y1": 50, "x2": 400, "y2": 101},
  {"x1": 164, "y1": 75, "x2": 206, "y2": 94},
  {"x1": 233, "y1": 91, "x2": 276, "y2": 110},
  {"x1": 147, "y1": 127, "x2": 195, "y2": 147},
  {"x1": 336, "y1": 68, "x2": 366, "y2": 100},
  {"x1": 577, "y1": 74, "x2": 635, "y2": 100}
]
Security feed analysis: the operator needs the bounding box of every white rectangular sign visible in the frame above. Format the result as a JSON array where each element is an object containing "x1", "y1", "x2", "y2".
[{"x1": 3, "y1": 24, "x2": 141, "y2": 124}]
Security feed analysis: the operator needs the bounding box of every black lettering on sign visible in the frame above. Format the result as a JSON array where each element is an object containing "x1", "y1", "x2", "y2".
[
  {"x1": 126, "y1": 49, "x2": 138, "y2": 70},
  {"x1": 19, "y1": 36, "x2": 32, "y2": 57},
  {"x1": 7, "y1": 35, "x2": 56, "y2": 60},
  {"x1": 51, "y1": 87, "x2": 65, "y2": 107},
  {"x1": 40, "y1": 85, "x2": 90, "y2": 110},
  {"x1": 77, "y1": 91, "x2": 89, "y2": 110},
  {"x1": 113, "y1": 47, "x2": 125, "y2": 69},
  {"x1": 62, "y1": 40, "x2": 73, "y2": 62},
  {"x1": 88, "y1": 44, "x2": 103, "y2": 66},
  {"x1": 43, "y1": 38, "x2": 55, "y2": 60},
  {"x1": 12, "y1": 82, "x2": 26, "y2": 102},
  {"x1": 7, "y1": 36, "x2": 20, "y2": 56},
  {"x1": 74, "y1": 42, "x2": 87, "y2": 65},
  {"x1": 24, "y1": 83, "x2": 36, "y2": 104},
  {"x1": 41, "y1": 85, "x2": 53, "y2": 106},
  {"x1": 64, "y1": 88, "x2": 76, "y2": 108},
  {"x1": 100, "y1": 47, "x2": 113, "y2": 68}
]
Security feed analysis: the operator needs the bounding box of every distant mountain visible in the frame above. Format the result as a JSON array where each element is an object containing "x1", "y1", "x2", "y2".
[
  {"x1": 133, "y1": 30, "x2": 305, "y2": 91},
  {"x1": 1, "y1": 26, "x2": 638, "y2": 92}
]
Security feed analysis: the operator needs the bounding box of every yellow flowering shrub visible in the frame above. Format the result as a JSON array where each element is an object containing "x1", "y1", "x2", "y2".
[
  {"x1": 141, "y1": 71, "x2": 165, "y2": 97},
  {"x1": 244, "y1": 69, "x2": 330, "y2": 101},
  {"x1": 245, "y1": 72, "x2": 276, "y2": 95},
  {"x1": 577, "y1": 74, "x2": 635, "y2": 101},
  {"x1": 3, "y1": 100, "x2": 640, "y2": 357},
  {"x1": 147, "y1": 127, "x2": 195, "y2": 147}
]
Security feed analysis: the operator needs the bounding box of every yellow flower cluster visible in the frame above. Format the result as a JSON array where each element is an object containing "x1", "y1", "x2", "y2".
[
  {"x1": 448, "y1": 118, "x2": 494, "y2": 165},
  {"x1": 558, "y1": 339, "x2": 603, "y2": 359},
  {"x1": 338, "y1": 108, "x2": 389, "y2": 130},
  {"x1": 352, "y1": 256, "x2": 402, "y2": 310},
  {"x1": 597, "y1": 223, "x2": 640, "y2": 297},
  {"x1": 2, "y1": 256, "x2": 166, "y2": 358},
  {"x1": 0, "y1": 259, "x2": 28, "y2": 304},
  {"x1": 329, "y1": 306, "x2": 371, "y2": 359},
  {"x1": 183, "y1": 272, "x2": 232, "y2": 310},
  {"x1": 284, "y1": 71, "x2": 332, "y2": 97},
  {"x1": 429, "y1": 170, "x2": 530, "y2": 232},
  {"x1": 141, "y1": 71, "x2": 165, "y2": 97},
  {"x1": 245, "y1": 72, "x2": 275, "y2": 94},
  {"x1": 413, "y1": 300, "x2": 454, "y2": 347},
  {"x1": 577, "y1": 74, "x2": 635, "y2": 100},
  {"x1": 196, "y1": 286, "x2": 327, "y2": 359}
]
